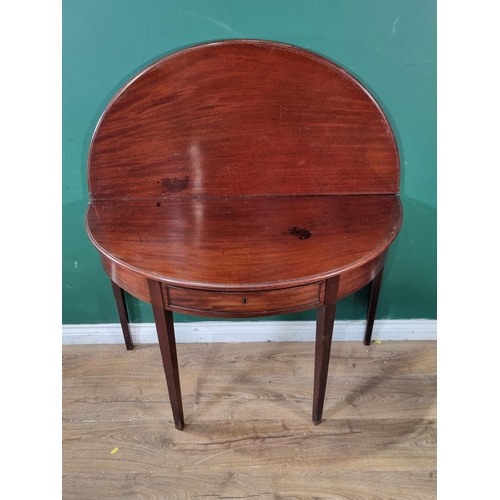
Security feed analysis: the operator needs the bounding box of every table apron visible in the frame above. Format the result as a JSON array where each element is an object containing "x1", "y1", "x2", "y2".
[
  {"x1": 99, "y1": 248, "x2": 388, "y2": 317},
  {"x1": 164, "y1": 282, "x2": 324, "y2": 318}
]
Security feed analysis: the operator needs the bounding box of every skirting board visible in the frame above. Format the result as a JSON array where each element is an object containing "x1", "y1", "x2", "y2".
[{"x1": 62, "y1": 320, "x2": 436, "y2": 345}]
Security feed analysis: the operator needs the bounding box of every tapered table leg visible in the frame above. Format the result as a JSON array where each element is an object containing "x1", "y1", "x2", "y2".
[
  {"x1": 148, "y1": 279, "x2": 184, "y2": 430},
  {"x1": 312, "y1": 276, "x2": 340, "y2": 425},
  {"x1": 364, "y1": 266, "x2": 384, "y2": 346},
  {"x1": 110, "y1": 280, "x2": 134, "y2": 350}
]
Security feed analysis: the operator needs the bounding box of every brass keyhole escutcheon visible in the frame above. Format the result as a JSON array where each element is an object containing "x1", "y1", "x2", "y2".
[{"x1": 242, "y1": 298, "x2": 248, "y2": 305}]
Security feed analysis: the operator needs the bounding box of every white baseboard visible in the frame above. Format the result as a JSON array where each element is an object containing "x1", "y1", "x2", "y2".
[{"x1": 62, "y1": 320, "x2": 436, "y2": 345}]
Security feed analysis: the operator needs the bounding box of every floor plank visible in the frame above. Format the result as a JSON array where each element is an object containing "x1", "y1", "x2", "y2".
[{"x1": 63, "y1": 341, "x2": 436, "y2": 499}]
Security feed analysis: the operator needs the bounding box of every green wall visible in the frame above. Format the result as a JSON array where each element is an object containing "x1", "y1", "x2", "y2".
[{"x1": 62, "y1": 0, "x2": 436, "y2": 324}]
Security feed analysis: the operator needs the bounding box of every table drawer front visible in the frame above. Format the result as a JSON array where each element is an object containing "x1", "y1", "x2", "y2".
[{"x1": 165, "y1": 283, "x2": 324, "y2": 317}]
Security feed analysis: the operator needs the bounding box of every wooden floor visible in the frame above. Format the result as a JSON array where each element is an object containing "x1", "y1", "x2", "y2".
[{"x1": 62, "y1": 340, "x2": 436, "y2": 499}]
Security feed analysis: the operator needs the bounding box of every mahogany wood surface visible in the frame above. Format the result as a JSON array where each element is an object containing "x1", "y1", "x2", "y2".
[
  {"x1": 165, "y1": 281, "x2": 324, "y2": 318},
  {"x1": 85, "y1": 40, "x2": 403, "y2": 429},
  {"x1": 86, "y1": 195, "x2": 401, "y2": 292},
  {"x1": 110, "y1": 280, "x2": 133, "y2": 350},
  {"x1": 148, "y1": 280, "x2": 184, "y2": 430},
  {"x1": 364, "y1": 266, "x2": 385, "y2": 346},
  {"x1": 312, "y1": 276, "x2": 340, "y2": 425},
  {"x1": 88, "y1": 41, "x2": 399, "y2": 199}
]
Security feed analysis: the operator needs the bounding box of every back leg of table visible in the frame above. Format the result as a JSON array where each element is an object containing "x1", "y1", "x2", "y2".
[
  {"x1": 312, "y1": 276, "x2": 340, "y2": 425},
  {"x1": 110, "y1": 280, "x2": 134, "y2": 350},
  {"x1": 363, "y1": 266, "x2": 385, "y2": 346},
  {"x1": 148, "y1": 280, "x2": 185, "y2": 431}
]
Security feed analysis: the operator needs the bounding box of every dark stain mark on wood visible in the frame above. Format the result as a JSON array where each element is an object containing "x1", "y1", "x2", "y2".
[
  {"x1": 162, "y1": 175, "x2": 189, "y2": 192},
  {"x1": 156, "y1": 202, "x2": 161, "y2": 207},
  {"x1": 289, "y1": 227, "x2": 311, "y2": 240}
]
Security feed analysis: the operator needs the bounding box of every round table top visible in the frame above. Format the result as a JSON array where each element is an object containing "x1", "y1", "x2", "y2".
[{"x1": 86, "y1": 40, "x2": 402, "y2": 293}]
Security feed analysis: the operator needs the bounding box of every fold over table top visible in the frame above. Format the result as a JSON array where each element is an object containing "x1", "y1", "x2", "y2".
[{"x1": 86, "y1": 40, "x2": 402, "y2": 293}]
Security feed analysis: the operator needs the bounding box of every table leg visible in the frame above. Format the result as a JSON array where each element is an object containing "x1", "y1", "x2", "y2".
[
  {"x1": 110, "y1": 280, "x2": 134, "y2": 350},
  {"x1": 312, "y1": 276, "x2": 340, "y2": 425},
  {"x1": 363, "y1": 266, "x2": 385, "y2": 346},
  {"x1": 148, "y1": 280, "x2": 185, "y2": 430}
]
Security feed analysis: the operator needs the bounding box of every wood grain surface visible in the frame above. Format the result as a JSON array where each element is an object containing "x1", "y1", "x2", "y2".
[
  {"x1": 63, "y1": 341, "x2": 436, "y2": 499},
  {"x1": 86, "y1": 39, "x2": 402, "y2": 299},
  {"x1": 88, "y1": 41, "x2": 399, "y2": 199},
  {"x1": 86, "y1": 195, "x2": 402, "y2": 291}
]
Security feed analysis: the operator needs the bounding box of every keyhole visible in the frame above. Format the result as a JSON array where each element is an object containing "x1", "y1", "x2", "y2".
[{"x1": 242, "y1": 298, "x2": 248, "y2": 305}]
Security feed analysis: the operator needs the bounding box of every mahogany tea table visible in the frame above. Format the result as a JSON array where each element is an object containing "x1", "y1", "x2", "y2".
[{"x1": 85, "y1": 40, "x2": 403, "y2": 430}]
